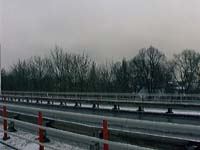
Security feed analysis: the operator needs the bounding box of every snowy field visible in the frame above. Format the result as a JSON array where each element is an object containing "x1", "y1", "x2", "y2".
[{"x1": 0, "y1": 130, "x2": 87, "y2": 150}]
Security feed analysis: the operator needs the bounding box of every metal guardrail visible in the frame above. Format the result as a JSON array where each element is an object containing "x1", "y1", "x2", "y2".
[
  {"x1": 0, "y1": 104, "x2": 154, "y2": 150},
  {"x1": 2, "y1": 91, "x2": 200, "y2": 103},
  {"x1": 1, "y1": 119, "x2": 155, "y2": 150},
  {"x1": 1, "y1": 94, "x2": 200, "y2": 104},
  {"x1": 1, "y1": 103, "x2": 200, "y2": 141},
  {"x1": 2, "y1": 95, "x2": 200, "y2": 112},
  {"x1": 3, "y1": 90, "x2": 200, "y2": 97}
]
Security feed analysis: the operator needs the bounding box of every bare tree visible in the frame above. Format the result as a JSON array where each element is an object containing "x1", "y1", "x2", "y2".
[
  {"x1": 129, "y1": 46, "x2": 166, "y2": 93},
  {"x1": 172, "y1": 50, "x2": 200, "y2": 93},
  {"x1": 3, "y1": 45, "x2": 200, "y2": 94}
]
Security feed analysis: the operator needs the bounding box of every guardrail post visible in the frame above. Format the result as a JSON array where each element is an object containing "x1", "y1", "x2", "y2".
[
  {"x1": 137, "y1": 106, "x2": 144, "y2": 112},
  {"x1": 90, "y1": 142, "x2": 100, "y2": 150},
  {"x1": 2, "y1": 106, "x2": 10, "y2": 141},
  {"x1": 112, "y1": 105, "x2": 117, "y2": 110},
  {"x1": 166, "y1": 108, "x2": 173, "y2": 114},
  {"x1": 92, "y1": 104, "x2": 96, "y2": 109},
  {"x1": 8, "y1": 121, "x2": 17, "y2": 132},
  {"x1": 75, "y1": 102, "x2": 78, "y2": 107},
  {"x1": 38, "y1": 112, "x2": 44, "y2": 150},
  {"x1": 103, "y1": 120, "x2": 108, "y2": 150}
]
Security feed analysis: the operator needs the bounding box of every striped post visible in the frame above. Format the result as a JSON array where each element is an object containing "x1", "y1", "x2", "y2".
[
  {"x1": 38, "y1": 112, "x2": 44, "y2": 150},
  {"x1": 2, "y1": 106, "x2": 9, "y2": 140},
  {"x1": 103, "y1": 120, "x2": 108, "y2": 150}
]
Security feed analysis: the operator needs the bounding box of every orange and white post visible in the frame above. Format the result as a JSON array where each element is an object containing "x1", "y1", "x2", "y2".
[
  {"x1": 103, "y1": 120, "x2": 109, "y2": 150},
  {"x1": 2, "y1": 106, "x2": 10, "y2": 140},
  {"x1": 38, "y1": 111, "x2": 44, "y2": 150}
]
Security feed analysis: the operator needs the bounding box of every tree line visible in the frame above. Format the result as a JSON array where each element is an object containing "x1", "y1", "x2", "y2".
[{"x1": 2, "y1": 46, "x2": 200, "y2": 94}]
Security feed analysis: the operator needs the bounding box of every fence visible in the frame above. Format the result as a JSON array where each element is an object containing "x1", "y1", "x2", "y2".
[
  {"x1": 3, "y1": 91, "x2": 200, "y2": 103},
  {"x1": 0, "y1": 104, "x2": 154, "y2": 150},
  {"x1": 1, "y1": 103, "x2": 200, "y2": 141}
]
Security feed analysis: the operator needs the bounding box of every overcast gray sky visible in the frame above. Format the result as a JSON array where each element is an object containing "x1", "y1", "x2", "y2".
[{"x1": 1, "y1": 0, "x2": 200, "y2": 69}]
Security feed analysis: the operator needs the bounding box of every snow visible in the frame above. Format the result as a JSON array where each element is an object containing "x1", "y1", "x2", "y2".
[
  {"x1": 79, "y1": 104, "x2": 200, "y2": 115},
  {"x1": 23, "y1": 143, "x2": 39, "y2": 150},
  {"x1": 0, "y1": 130, "x2": 87, "y2": 150}
]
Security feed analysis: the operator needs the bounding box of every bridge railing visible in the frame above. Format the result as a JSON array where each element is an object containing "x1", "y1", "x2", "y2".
[{"x1": 2, "y1": 91, "x2": 200, "y2": 103}]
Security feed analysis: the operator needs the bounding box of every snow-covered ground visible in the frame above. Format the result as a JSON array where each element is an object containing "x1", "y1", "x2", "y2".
[
  {"x1": 81, "y1": 104, "x2": 200, "y2": 115},
  {"x1": 0, "y1": 130, "x2": 87, "y2": 150}
]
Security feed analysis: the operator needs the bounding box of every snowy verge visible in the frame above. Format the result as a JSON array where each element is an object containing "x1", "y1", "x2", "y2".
[{"x1": 0, "y1": 130, "x2": 87, "y2": 150}]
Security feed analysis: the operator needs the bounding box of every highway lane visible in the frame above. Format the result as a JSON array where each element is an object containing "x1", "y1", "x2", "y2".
[
  {"x1": 2, "y1": 94, "x2": 200, "y2": 112},
  {"x1": 1, "y1": 100, "x2": 200, "y2": 126}
]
